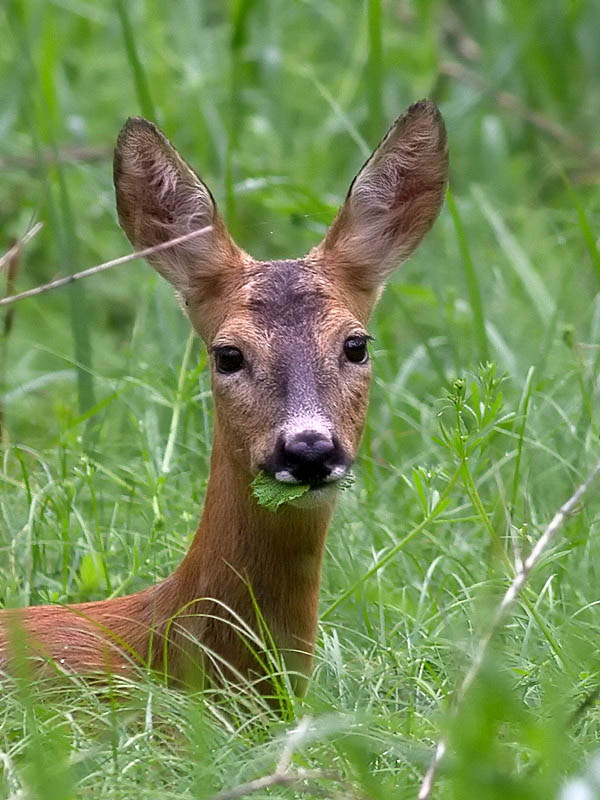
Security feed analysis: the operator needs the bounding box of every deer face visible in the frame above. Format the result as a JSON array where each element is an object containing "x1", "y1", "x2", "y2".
[
  {"x1": 114, "y1": 101, "x2": 448, "y2": 498},
  {"x1": 206, "y1": 257, "x2": 371, "y2": 490}
]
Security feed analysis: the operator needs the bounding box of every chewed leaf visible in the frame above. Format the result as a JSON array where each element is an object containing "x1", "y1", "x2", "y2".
[
  {"x1": 251, "y1": 471, "x2": 356, "y2": 511},
  {"x1": 251, "y1": 472, "x2": 310, "y2": 511}
]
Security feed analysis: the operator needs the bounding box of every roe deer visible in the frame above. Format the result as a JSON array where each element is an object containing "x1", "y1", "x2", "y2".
[{"x1": 0, "y1": 100, "x2": 448, "y2": 695}]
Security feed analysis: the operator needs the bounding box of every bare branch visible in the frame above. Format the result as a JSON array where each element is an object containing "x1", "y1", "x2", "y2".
[
  {"x1": 0, "y1": 146, "x2": 111, "y2": 171},
  {"x1": 0, "y1": 223, "x2": 44, "y2": 274},
  {"x1": 203, "y1": 716, "x2": 357, "y2": 800},
  {"x1": 440, "y1": 60, "x2": 600, "y2": 164},
  {"x1": 276, "y1": 715, "x2": 311, "y2": 774},
  {"x1": 417, "y1": 460, "x2": 600, "y2": 800},
  {"x1": 0, "y1": 225, "x2": 213, "y2": 308},
  {"x1": 202, "y1": 768, "x2": 337, "y2": 800},
  {"x1": 441, "y1": 9, "x2": 482, "y2": 62},
  {"x1": 1, "y1": 224, "x2": 32, "y2": 435}
]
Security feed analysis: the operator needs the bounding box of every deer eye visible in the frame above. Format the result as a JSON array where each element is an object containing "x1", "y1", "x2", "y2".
[
  {"x1": 214, "y1": 346, "x2": 244, "y2": 374},
  {"x1": 343, "y1": 335, "x2": 369, "y2": 364}
]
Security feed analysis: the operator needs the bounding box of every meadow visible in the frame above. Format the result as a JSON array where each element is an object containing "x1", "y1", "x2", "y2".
[{"x1": 1, "y1": 1, "x2": 600, "y2": 798}]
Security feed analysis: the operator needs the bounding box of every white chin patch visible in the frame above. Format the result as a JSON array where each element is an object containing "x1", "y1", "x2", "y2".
[
  {"x1": 325, "y1": 464, "x2": 348, "y2": 482},
  {"x1": 274, "y1": 470, "x2": 301, "y2": 484},
  {"x1": 288, "y1": 484, "x2": 338, "y2": 510}
]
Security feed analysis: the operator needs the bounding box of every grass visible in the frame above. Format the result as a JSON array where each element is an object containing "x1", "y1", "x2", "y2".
[{"x1": 1, "y1": 0, "x2": 600, "y2": 798}]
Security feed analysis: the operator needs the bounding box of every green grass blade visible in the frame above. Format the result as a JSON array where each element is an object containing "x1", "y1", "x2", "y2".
[
  {"x1": 8, "y1": 2, "x2": 95, "y2": 416},
  {"x1": 473, "y1": 184, "x2": 554, "y2": 321},
  {"x1": 394, "y1": 286, "x2": 447, "y2": 383},
  {"x1": 115, "y1": 0, "x2": 156, "y2": 119},
  {"x1": 447, "y1": 186, "x2": 489, "y2": 363},
  {"x1": 510, "y1": 365, "x2": 535, "y2": 514},
  {"x1": 366, "y1": 0, "x2": 383, "y2": 142},
  {"x1": 288, "y1": 63, "x2": 370, "y2": 158},
  {"x1": 322, "y1": 465, "x2": 461, "y2": 620},
  {"x1": 562, "y1": 174, "x2": 600, "y2": 283},
  {"x1": 224, "y1": 0, "x2": 255, "y2": 232}
]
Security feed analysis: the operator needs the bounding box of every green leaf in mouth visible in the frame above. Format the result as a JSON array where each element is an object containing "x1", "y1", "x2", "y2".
[
  {"x1": 251, "y1": 471, "x2": 355, "y2": 511},
  {"x1": 251, "y1": 472, "x2": 310, "y2": 511}
]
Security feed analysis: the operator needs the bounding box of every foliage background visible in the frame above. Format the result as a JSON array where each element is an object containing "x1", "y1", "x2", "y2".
[{"x1": 1, "y1": 1, "x2": 600, "y2": 798}]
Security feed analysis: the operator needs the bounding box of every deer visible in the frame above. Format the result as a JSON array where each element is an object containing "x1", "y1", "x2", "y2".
[{"x1": 0, "y1": 99, "x2": 448, "y2": 697}]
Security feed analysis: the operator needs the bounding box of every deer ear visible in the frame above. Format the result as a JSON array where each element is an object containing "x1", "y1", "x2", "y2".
[
  {"x1": 317, "y1": 100, "x2": 448, "y2": 291},
  {"x1": 113, "y1": 117, "x2": 242, "y2": 304}
]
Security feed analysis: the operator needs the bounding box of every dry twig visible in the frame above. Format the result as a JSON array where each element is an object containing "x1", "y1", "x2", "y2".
[
  {"x1": 439, "y1": 60, "x2": 600, "y2": 164},
  {"x1": 0, "y1": 146, "x2": 111, "y2": 171},
  {"x1": 417, "y1": 460, "x2": 600, "y2": 800},
  {"x1": 0, "y1": 222, "x2": 44, "y2": 274},
  {"x1": 1, "y1": 227, "x2": 33, "y2": 435},
  {"x1": 0, "y1": 226, "x2": 213, "y2": 307},
  {"x1": 202, "y1": 768, "x2": 337, "y2": 800},
  {"x1": 1, "y1": 223, "x2": 44, "y2": 433},
  {"x1": 441, "y1": 8, "x2": 482, "y2": 62},
  {"x1": 203, "y1": 717, "x2": 356, "y2": 800}
]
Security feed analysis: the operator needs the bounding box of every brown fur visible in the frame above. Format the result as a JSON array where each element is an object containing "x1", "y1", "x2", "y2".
[
  {"x1": 318, "y1": 100, "x2": 448, "y2": 292},
  {"x1": 0, "y1": 100, "x2": 448, "y2": 694}
]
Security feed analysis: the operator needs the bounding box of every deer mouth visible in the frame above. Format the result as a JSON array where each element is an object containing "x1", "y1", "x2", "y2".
[
  {"x1": 262, "y1": 432, "x2": 350, "y2": 488},
  {"x1": 273, "y1": 462, "x2": 350, "y2": 489}
]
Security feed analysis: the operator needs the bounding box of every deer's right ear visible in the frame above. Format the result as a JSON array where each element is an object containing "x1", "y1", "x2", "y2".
[
  {"x1": 113, "y1": 117, "x2": 242, "y2": 305},
  {"x1": 316, "y1": 100, "x2": 448, "y2": 295}
]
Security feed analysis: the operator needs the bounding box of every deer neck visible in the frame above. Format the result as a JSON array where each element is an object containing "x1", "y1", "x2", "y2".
[{"x1": 171, "y1": 422, "x2": 335, "y2": 679}]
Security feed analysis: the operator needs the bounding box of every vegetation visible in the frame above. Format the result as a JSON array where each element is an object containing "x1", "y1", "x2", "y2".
[
  {"x1": 251, "y1": 472, "x2": 312, "y2": 510},
  {"x1": 1, "y1": 1, "x2": 600, "y2": 798}
]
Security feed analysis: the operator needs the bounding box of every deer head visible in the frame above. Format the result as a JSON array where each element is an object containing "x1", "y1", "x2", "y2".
[{"x1": 114, "y1": 100, "x2": 448, "y2": 506}]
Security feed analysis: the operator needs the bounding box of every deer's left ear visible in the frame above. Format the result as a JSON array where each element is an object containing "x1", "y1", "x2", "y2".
[{"x1": 315, "y1": 100, "x2": 448, "y2": 292}]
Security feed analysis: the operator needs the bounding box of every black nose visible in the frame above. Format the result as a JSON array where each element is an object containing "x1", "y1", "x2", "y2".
[{"x1": 281, "y1": 431, "x2": 343, "y2": 485}]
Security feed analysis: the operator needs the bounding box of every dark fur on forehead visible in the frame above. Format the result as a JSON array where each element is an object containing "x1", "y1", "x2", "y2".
[
  {"x1": 246, "y1": 260, "x2": 330, "y2": 411},
  {"x1": 248, "y1": 260, "x2": 328, "y2": 330}
]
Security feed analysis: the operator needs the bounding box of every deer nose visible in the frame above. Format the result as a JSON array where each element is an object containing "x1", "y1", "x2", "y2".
[{"x1": 281, "y1": 431, "x2": 342, "y2": 485}]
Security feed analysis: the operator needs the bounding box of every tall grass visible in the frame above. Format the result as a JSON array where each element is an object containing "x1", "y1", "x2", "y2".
[
  {"x1": 6, "y1": 1, "x2": 96, "y2": 416},
  {"x1": 1, "y1": 1, "x2": 600, "y2": 798}
]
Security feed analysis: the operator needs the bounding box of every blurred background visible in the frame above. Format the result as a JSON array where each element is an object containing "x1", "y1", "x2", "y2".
[
  {"x1": 1, "y1": 2, "x2": 600, "y2": 799},
  {"x1": 2, "y1": 0, "x2": 599, "y2": 431}
]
